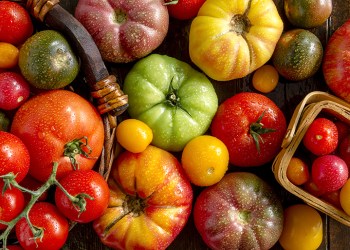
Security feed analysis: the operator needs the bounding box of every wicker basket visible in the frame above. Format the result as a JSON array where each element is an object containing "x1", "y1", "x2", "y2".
[{"x1": 272, "y1": 91, "x2": 350, "y2": 226}]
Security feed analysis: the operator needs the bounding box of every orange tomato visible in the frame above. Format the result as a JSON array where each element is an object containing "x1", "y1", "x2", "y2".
[
  {"x1": 340, "y1": 179, "x2": 350, "y2": 215},
  {"x1": 286, "y1": 157, "x2": 310, "y2": 185},
  {"x1": 252, "y1": 64, "x2": 279, "y2": 93},
  {"x1": 181, "y1": 135, "x2": 229, "y2": 186},
  {"x1": 0, "y1": 42, "x2": 19, "y2": 69}
]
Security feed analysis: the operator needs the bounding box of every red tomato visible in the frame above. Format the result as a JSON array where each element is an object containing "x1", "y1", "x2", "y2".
[
  {"x1": 0, "y1": 131, "x2": 30, "y2": 183},
  {"x1": 211, "y1": 92, "x2": 287, "y2": 167},
  {"x1": 10, "y1": 90, "x2": 104, "y2": 182},
  {"x1": 0, "y1": 183, "x2": 25, "y2": 230},
  {"x1": 338, "y1": 135, "x2": 350, "y2": 166},
  {"x1": 55, "y1": 169, "x2": 110, "y2": 223},
  {"x1": 15, "y1": 202, "x2": 69, "y2": 250},
  {"x1": 20, "y1": 175, "x2": 48, "y2": 203},
  {"x1": 303, "y1": 118, "x2": 338, "y2": 156},
  {"x1": 166, "y1": 0, "x2": 206, "y2": 20},
  {"x1": 6, "y1": 246, "x2": 24, "y2": 250},
  {"x1": 0, "y1": 72, "x2": 30, "y2": 110},
  {"x1": 334, "y1": 120, "x2": 350, "y2": 143},
  {"x1": 0, "y1": 1, "x2": 33, "y2": 45}
]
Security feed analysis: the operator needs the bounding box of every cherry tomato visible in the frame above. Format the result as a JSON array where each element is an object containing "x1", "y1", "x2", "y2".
[
  {"x1": 303, "y1": 117, "x2": 338, "y2": 156},
  {"x1": 334, "y1": 120, "x2": 350, "y2": 143},
  {"x1": 0, "y1": 182, "x2": 25, "y2": 230},
  {"x1": 166, "y1": 0, "x2": 205, "y2": 20},
  {"x1": 181, "y1": 135, "x2": 229, "y2": 186},
  {"x1": 286, "y1": 157, "x2": 310, "y2": 186},
  {"x1": 340, "y1": 179, "x2": 350, "y2": 215},
  {"x1": 15, "y1": 202, "x2": 69, "y2": 250},
  {"x1": 55, "y1": 169, "x2": 110, "y2": 223},
  {"x1": 279, "y1": 204, "x2": 323, "y2": 250},
  {"x1": 0, "y1": 131, "x2": 30, "y2": 184},
  {"x1": 321, "y1": 190, "x2": 342, "y2": 209},
  {"x1": 338, "y1": 135, "x2": 350, "y2": 167},
  {"x1": 11, "y1": 90, "x2": 104, "y2": 182},
  {"x1": 252, "y1": 64, "x2": 279, "y2": 93},
  {"x1": 116, "y1": 119, "x2": 153, "y2": 153},
  {"x1": 0, "y1": 42, "x2": 19, "y2": 69},
  {"x1": 0, "y1": 1, "x2": 33, "y2": 45},
  {"x1": 0, "y1": 72, "x2": 30, "y2": 110},
  {"x1": 20, "y1": 175, "x2": 49, "y2": 203}
]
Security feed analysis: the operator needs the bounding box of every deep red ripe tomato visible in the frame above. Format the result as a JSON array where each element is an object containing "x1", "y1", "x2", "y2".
[
  {"x1": 55, "y1": 169, "x2": 110, "y2": 223},
  {"x1": 303, "y1": 118, "x2": 338, "y2": 156},
  {"x1": 10, "y1": 90, "x2": 104, "y2": 182},
  {"x1": 0, "y1": 72, "x2": 30, "y2": 110},
  {"x1": 0, "y1": 131, "x2": 30, "y2": 183},
  {"x1": 0, "y1": 1, "x2": 34, "y2": 45},
  {"x1": 312, "y1": 155, "x2": 348, "y2": 193},
  {"x1": 338, "y1": 135, "x2": 350, "y2": 166},
  {"x1": 334, "y1": 120, "x2": 350, "y2": 143},
  {"x1": 6, "y1": 246, "x2": 24, "y2": 250},
  {"x1": 211, "y1": 92, "x2": 287, "y2": 167},
  {"x1": 166, "y1": 0, "x2": 206, "y2": 20},
  {"x1": 20, "y1": 174, "x2": 48, "y2": 203},
  {"x1": 0, "y1": 182, "x2": 25, "y2": 230},
  {"x1": 15, "y1": 202, "x2": 69, "y2": 250}
]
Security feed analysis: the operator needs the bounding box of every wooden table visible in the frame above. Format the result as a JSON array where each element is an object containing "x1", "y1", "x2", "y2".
[{"x1": 56, "y1": 0, "x2": 350, "y2": 249}]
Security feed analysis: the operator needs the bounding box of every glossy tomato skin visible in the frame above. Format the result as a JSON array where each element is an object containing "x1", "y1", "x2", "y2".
[
  {"x1": 0, "y1": 131, "x2": 30, "y2": 183},
  {"x1": 211, "y1": 92, "x2": 287, "y2": 167},
  {"x1": 0, "y1": 1, "x2": 33, "y2": 45},
  {"x1": 0, "y1": 72, "x2": 30, "y2": 110},
  {"x1": 15, "y1": 202, "x2": 69, "y2": 250},
  {"x1": 302, "y1": 118, "x2": 338, "y2": 156},
  {"x1": 194, "y1": 172, "x2": 284, "y2": 250},
  {"x1": 93, "y1": 145, "x2": 193, "y2": 250},
  {"x1": 189, "y1": 0, "x2": 283, "y2": 81},
  {"x1": 75, "y1": 0, "x2": 169, "y2": 63},
  {"x1": 166, "y1": 0, "x2": 205, "y2": 20},
  {"x1": 323, "y1": 19, "x2": 350, "y2": 103},
  {"x1": 10, "y1": 90, "x2": 104, "y2": 182},
  {"x1": 0, "y1": 183, "x2": 25, "y2": 230},
  {"x1": 55, "y1": 169, "x2": 110, "y2": 223}
]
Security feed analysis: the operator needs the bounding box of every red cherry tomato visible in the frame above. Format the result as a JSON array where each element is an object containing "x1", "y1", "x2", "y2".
[
  {"x1": 0, "y1": 131, "x2": 30, "y2": 184},
  {"x1": 0, "y1": 182, "x2": 25, "y2": 230},
  {"x1": 20, "y1": 175, "x2": 49, "y2": 203},
  {"x1": 55, "y1": 169, "x2": 110, "y2": 223},
  {"x1": 0, "y1": 1, "x2": 34, "y2": 45},
  {"x1": 166, "y1": 0, "x2": 206, "y2": 20},
  {"x1": 303, "y1": 117, "x2": 338, "y2": 156},
  {"x1": 0, "y1": 72, "x2": 30, "y2": 110},
  {"x1": 15, "y1": 202, "x2": 69, "y2": 250}
]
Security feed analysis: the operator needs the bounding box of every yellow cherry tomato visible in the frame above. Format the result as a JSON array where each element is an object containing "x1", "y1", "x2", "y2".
[
  {"x1": 181, "y1": 135, "x2": 229, "y2": 186},
  {"x1": 252, "y1": 64, "x2": 279, "y2": 93},
  {"x1": 279, "y1": 204, "x2": 323, "y2": 250},
  {"x1": 0, "y1": 42, "x2": 19, "y2": 69},
  {"x1": 286, "y1": 157, "x2": 310, "y2": 186},
  {"x1": 116, "y1": 119, "x2": 153, "y2": 153},
  {"x1": 340, "y1": 179, "x2": 350, "y2": 215}
]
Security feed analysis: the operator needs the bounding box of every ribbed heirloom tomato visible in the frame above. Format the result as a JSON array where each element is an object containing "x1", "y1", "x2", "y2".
[{"x1": 11, "y1": 90, "x2": 104, "y2": 182}]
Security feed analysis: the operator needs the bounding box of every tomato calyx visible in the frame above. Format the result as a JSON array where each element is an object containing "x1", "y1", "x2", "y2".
[
  {"x1": 250, "y1": 112, "x2": 276, "y2": 153},
  {"x1": 164, "y1": 77, "x2": 191, "y2": 116},
  {"x1": 230, "y1": 0, "x2": 252, "y2": 35},
  {"x1": 64, "y1": 136, "x2": 93, "y2": 170},
  {"x1": 113, "y1": 9, "x2": 127, "y2": 24}
]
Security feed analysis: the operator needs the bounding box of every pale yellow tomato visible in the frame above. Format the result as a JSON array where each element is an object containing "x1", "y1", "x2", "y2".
[{"x1": 252, "y1": 64, "x2": 279, "y2": 93}]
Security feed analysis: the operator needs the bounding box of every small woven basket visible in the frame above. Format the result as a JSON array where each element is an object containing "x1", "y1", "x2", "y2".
[
  {"x1": 24, "y1": 0, "x2": 128, "y2": 181},
  {"x1": 273, "y1": 91, "x2": 350, "y2": 226}
]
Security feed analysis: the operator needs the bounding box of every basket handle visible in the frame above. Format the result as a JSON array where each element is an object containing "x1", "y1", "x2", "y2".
[{"x1": 282, "y1": 91, "x2": 350, "y2": 148}]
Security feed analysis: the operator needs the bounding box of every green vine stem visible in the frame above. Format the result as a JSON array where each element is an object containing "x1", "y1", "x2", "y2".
[{"x1": 0, "y1": 162, "x2": 93, "y2": 249}]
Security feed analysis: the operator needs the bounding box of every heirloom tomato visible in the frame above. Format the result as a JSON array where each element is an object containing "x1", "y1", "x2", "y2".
[
  {"x1": 93, "y1": 145, "x2": 193, "y2": 250},
  {"x1": 10, "y1": 90, "x2": 104, "y2": 182},
  {"x1": 194, "y1": 172, "x2": 284, "y2": 250},
  {"x1": 166, "y1": 0, "x2": 206, "y2": 20},
  {"x1": 55, "y1": 169, "x2": 110, "y2": 223},
  {"x1": 15, "y1": 202, "x2": 69, "y2": 250},
  {"x1": 211, "y1": 92, "x2": 287, "y2": 167},
  {"x1": 189, "y1": 0, "x2": 283, "y2": 81},
  {"x1": 0, "y1": 131, "x2": 30, "y2": 184},
  {"x1": 323, "y1": 18, "x2": 350, "y2": 103},
  {"x1": 123, "y1": 54, "x2": 218, "y2": 152},
  {"x1": 279, "y1": 204, "x2": 323, "y2": 250}
]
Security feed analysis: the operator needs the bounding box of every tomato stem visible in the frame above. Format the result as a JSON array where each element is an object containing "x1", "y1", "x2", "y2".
[{"x1": 63, "y1": 136, "x2": 93, "y2": 170}]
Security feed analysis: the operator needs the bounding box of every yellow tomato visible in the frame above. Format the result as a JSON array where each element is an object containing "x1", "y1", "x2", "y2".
[
  {"x1": 279, "y1": 204, "x2": 323, "y2": 250},
  {"x1": 189, "y1": 0, "x2": 283, "y2": 81},
  {"x1": 286, "y1": 157, "x2": 310, "y2": 186},
  {"x1": 0, "y1": 42, "x2": 19, "y2": 69},
  {"x1": 340, "y1": 179, "x2": 350, "y2": 215},
  {"x1": 181, "y1": 135, "x2": 229, "y2": 186},
  {"x1": 252, "y1": 64, "x2": 279, "y2": 93},
  {"x1": 116, "y1": 119, "x2": 153, "y2": 153}
]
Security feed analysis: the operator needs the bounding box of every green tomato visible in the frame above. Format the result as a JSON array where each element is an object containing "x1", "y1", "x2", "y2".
[{"x1": 123, "y1": 54, "x2": 218, "y2": 152}]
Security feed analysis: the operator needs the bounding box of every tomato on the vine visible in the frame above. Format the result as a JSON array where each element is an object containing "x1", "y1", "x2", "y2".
[
  {"x1": 0, "y1": 131, "x2": 30, "y2": 184},
  {"x1": 166, "y1": 0, "x2": 206, "y2": 20},
  {"x1": 15, "y1": 202, "x2": 69, "y2": 250},
  {"x1": 55, "y1": 169, "x2": 110, "y2": 223}
]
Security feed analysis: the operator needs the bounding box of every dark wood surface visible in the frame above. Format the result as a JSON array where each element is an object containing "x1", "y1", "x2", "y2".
[{"x1": 53, "y1": 0, "x2": 350, "y2": 249}]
